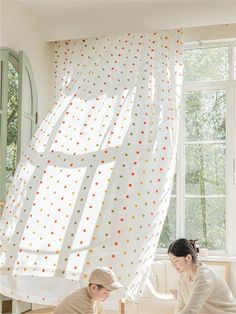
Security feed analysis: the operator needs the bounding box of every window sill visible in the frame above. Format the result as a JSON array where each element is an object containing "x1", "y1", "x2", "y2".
[{"x1": 155, "y1": 254, "x2": 236, "y2": 263}]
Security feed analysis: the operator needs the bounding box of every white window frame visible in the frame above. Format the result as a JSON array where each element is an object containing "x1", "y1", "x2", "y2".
[{"x1": 157, "y1": 40, "x2": 236, "y2": 257}]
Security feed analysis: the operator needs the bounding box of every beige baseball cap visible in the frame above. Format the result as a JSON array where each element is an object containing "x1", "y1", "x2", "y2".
[{"x1": 89, "y1": 266, "x2": 123, "y2": 291}]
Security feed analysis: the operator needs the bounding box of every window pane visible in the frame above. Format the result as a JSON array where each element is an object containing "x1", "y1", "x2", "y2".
[
  {"x1": 171, "y1": 172, "x2": 177, "y2": 195},
  {"x1": 185, "y1": 143, "x2": 225, "y2": 195},
  {"x1": 184, "y1": 47, "x2": 229, "y2": 82},
  {"x1": 159, "y1": 197, "x2": 176, "y2": 248},
  {"x1": 185, "y1": 197, "x2": 226, "y2": 250},
  {"x1": 6, "y1": 61, "x2": 18, "y2": 191},
  {"x1": 185, "y1": 90, "x2": 226, "y2": 141}
]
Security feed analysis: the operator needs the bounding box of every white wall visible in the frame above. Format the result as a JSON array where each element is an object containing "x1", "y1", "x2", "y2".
[
  {"x1": 184, "y1": 24, "x2": 236, "y2": 42},
  {"x1": 0, "y1": 2, "x2": 53, "y2": 310},
  {"x1": 0, "y1": 0, "x2": 54, "y2": 123}
]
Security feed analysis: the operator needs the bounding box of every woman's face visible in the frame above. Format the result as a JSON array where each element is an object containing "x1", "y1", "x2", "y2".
[{"x1": 169, "y1": 253, "x2": 192, "y2": 273}]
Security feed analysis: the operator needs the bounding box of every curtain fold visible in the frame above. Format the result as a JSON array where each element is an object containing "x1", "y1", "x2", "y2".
[{"x1": 0, "y1": 31, "x2": 183, "y2": 306}]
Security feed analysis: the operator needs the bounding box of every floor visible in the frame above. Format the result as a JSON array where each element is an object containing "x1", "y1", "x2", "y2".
[
  {"x1": 26, "y1": 309, "x2": 54, "y2": 314},
  {"x1": 1, "y1": 301, "x2": 120, "y2": 314},
  {"x1": 27, "y1": 310, "x2": 119, "y2": 314}
]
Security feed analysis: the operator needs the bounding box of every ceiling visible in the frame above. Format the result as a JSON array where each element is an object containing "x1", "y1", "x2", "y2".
[{"x1": 18, "y1": 0, "x2": 236, "y2": 41}]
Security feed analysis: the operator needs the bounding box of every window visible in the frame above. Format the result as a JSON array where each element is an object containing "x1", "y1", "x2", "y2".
[
  {"x1": 0, "y1": 48, "x2": 38, "y2": 214},
  {"x1": 159, "y1": 42, "x2": 236, "y2": 254},
  {"x1": 5, "y1": 54, "x2": 19, "y2": 191}
]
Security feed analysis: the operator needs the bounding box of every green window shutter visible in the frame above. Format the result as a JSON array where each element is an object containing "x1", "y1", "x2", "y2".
[
  {"x1": 0, "y1": 48, "x2": 38, "y2": 214},
  {"x1": 18, "y1": 50, "x2": 38, "y2": 158},
  {"x1": 0, "y1": 49, "x2": 9, "y2": 208}
]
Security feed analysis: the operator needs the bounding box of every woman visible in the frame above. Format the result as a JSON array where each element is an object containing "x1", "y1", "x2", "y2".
[{"x1": 168, "y1": 238, "x2": 236, "y2": 314}]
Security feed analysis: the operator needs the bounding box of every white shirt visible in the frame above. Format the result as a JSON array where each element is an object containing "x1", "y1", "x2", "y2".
[
  {"x1": 53, "y1": 286, "x2": 104, "y2": 314},
  {"x1": 175, "y1": 263, "x2": 236, "y2": 314}
]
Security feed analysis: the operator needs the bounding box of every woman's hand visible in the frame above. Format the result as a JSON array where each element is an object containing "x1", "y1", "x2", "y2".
[{"x1": 169, "y1": 288, "x2": 178, "y2": 300}]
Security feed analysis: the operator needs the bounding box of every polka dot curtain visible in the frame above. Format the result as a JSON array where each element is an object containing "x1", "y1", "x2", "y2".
[{"x1": 0, "y1": 31, "x2": 183, "y2": 306}]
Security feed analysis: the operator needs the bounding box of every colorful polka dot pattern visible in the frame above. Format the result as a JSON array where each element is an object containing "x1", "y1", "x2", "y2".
[{"x1": 0, "y1": 31, "x2": 183, "y2": 304}]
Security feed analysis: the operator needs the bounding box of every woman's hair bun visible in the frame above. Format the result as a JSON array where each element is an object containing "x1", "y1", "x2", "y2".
[{"x1": 189, "y1": 239, "x2": 199, "y2": 253}]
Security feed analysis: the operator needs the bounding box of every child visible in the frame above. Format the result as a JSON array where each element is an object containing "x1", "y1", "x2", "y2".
[{"x1": 54, "y1": 266, "x2": 123, "y2": 314}]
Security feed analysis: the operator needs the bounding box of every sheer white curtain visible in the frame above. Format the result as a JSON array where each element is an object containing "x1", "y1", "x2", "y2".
[{"x1": 0, "y1": 31, "x2": 183, "y2": 306}]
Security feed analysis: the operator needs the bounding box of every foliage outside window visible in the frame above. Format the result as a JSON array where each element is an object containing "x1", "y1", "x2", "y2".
[
  {"x1": 6, "y1": 62, "x2": 19, "y2": 190},
  {"x1": 159, "y1": 44, "x2": 236, "y2": 252},
  {"x1": 0, "y1": 48, "x2": 37, "y2": 214}
]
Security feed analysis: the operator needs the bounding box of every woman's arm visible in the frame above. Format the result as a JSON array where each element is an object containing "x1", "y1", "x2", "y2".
[
  {"x1": 174, "y1": 281, "x2": 184, "y2": 313},
  {"x1": 175, "y1": 294, "x2": 185, "y2": 313},
  {"x1": 178, "y1": 270, "x2": 214, "y2": 314}
]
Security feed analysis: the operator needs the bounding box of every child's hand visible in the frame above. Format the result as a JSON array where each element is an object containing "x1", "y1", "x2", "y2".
[{"x1": 169, "y1": 288, "x2": 178, "y2": 300}]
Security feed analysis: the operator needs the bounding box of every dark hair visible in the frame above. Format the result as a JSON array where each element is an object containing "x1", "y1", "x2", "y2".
[
  {"x1": 89, "y1": 283, "x2": 105, "y2": 290},
  {"x1": 167, "y1": 238, "x2": 198, "y2": 263}
]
